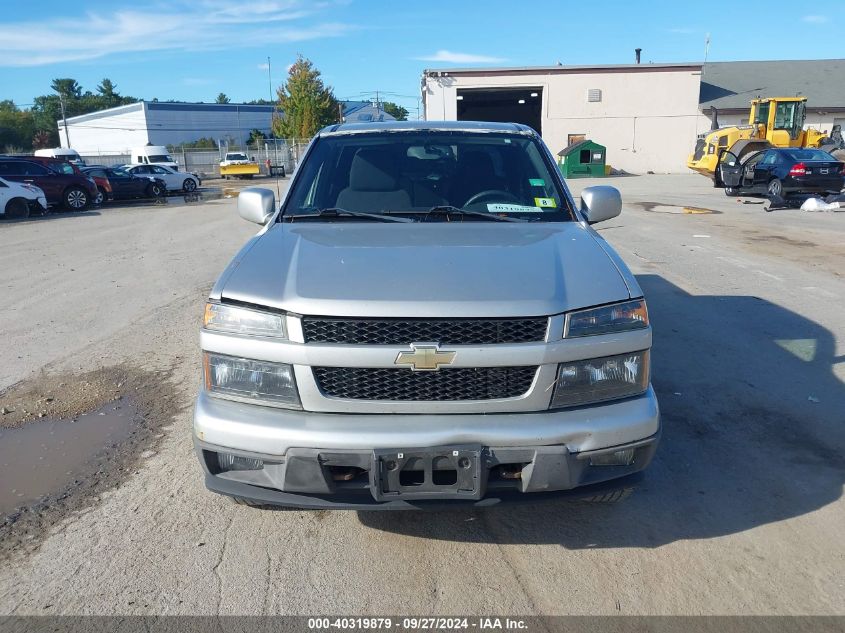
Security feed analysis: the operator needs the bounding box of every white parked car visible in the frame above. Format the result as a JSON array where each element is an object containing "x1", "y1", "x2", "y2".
[
  {"x1": 0, "y1": 176, "x2": 47, "y2": 219},
  {"x1": 124, "y1": 164, "x2": 200, "y2": 192}
]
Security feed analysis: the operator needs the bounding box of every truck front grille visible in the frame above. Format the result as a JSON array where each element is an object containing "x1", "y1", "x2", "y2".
[
  {"x1": 302, "y1": 317, "x2": 548, "y2": 345},
  {"x1": 313, "y1": 366, "x2": 538, "y2": 401}
]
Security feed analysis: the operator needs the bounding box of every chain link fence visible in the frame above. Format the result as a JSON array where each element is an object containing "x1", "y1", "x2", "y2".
[{"x1": 78, "y1": 139, "x2": 311, "y2": 180}]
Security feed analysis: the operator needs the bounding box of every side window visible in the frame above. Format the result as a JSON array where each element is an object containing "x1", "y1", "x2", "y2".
[
  {"x1": 0, "y1": 162, "x2": 19, "y2": 176},
  {"x1": 21, "y1": 162, "x2": 49, "y2": 176},
  {"x1": 133, "y1": 166, "x2": 149, "y2": 174},
  {"x1": 91, "y1": 169, "x2": 107, "y2": 178},
  {"x1": 762, "y1": 152, "x2": 778, "y2": 166},
  {"x1": 151, "y1": 166, "x2": 167, "y2": 174}
]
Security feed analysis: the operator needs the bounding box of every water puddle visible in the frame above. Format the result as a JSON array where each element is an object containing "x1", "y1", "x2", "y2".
[
  {"x1": 0, "y1": 400, "x2": 138, "y2": 516},
  {"x1": 634, "y1": 202, "x2": 721, "y2": 215}
]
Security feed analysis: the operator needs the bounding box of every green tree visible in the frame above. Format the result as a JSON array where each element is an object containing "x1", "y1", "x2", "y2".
[
  {"x1": 382, "y1": 102, "x2": 409, "y2": 121},
  {"x1": 51, "y1": 78, "x2": 83, "y2": 101},
  {"x1": 215, "y1": 92, "x2": 231, "y2": 104},
  {"x1": 0, "y1": 101, "x2": 37, "y2": 151},
  {"x1": 248, "y1": 128, "x2": 267, "y2": 144},
  {"x1": 272, "y1": 55, "x2": 338, "y2": 139}
]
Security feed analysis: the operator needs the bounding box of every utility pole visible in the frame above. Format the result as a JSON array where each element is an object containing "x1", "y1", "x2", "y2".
[
  {"x1": 57, "y1": 92, "x2": 71, "y2": 147},
  {"x1": 338, "y1": 101, "x2": 344, "y2": 123},
  {"x1": 267, "y1": 56, "x2": 273, "y2": 102}
]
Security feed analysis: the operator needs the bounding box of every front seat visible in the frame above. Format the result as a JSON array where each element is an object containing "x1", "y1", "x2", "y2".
[
  {"x1": 451, "y1": 150, "x2": 503, "y2": 207},
  {"x1": 336, "y1": 148, "x2": 411, "y2": 212}
]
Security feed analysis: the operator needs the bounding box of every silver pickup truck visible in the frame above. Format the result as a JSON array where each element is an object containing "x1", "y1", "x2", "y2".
[{"x1": 194, "y1": 121, "x2": 659, "y2": 509}]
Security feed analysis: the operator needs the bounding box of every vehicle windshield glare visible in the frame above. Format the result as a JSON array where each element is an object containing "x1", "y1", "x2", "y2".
[{"x1": 283, "y1": 131, "x2": 574, "y2": 221}]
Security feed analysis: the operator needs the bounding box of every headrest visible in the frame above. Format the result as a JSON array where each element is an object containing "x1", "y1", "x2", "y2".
[{"x1": 349, "y1": 148, "x2": 398, "y2": 191}]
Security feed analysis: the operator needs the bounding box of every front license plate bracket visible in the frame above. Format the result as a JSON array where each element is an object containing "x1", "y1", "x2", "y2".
[{"x1": 371, "y1": 446, "x2": 482, "y2": 501}]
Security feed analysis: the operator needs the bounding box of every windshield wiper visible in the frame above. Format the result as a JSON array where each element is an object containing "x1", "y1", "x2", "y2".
[
  {"x1": 421, "y1": 205, "x2": 526, "y2": 222},
  {"x1": 284, "y1": 208, "x2": 414, "y2": 223}
]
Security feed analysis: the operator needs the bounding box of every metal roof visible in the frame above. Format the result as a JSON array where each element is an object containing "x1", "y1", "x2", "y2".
[
  {"x1": 320, "y1": 120, "x2": 534, "y2": 136},
  {"x1": 423, "y1": 62, "x2": 702, "y2": 75},
  {"x1": 700, "y1": 59, "x2": 845, "y2": 111}
]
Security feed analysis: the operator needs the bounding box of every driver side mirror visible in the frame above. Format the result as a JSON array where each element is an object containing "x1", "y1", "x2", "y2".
[
  {"x1": 238, "y1": 187, "x2": 276, "y2": 225},
  {"x1": 580, "y1": 186, "x2": 622, "y2": 224}
]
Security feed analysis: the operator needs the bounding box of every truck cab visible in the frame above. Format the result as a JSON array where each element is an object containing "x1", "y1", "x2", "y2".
[{"x1": 131, "y1": 146, "x2": 179, "y2": 171}]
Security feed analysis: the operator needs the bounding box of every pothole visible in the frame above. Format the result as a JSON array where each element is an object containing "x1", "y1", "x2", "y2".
[
  {"x1": 0, "y1": 364, "x2": 180, "y2": 560},
  {"x1": 634, "y1": 201, "x2": 721, "y2": 215},
  {"x1": 0, "y1": 400, "x2": 139, "y2": 515}
]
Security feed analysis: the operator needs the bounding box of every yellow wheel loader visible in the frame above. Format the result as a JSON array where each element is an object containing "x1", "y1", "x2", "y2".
[{"x1": 687, "y1": 97, "x2": 844, "y2": 184}]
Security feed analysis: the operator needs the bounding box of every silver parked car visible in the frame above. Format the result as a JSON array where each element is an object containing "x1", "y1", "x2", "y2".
[{"x1": 194, "y1": 121, "x2": 659, "y2": 509}]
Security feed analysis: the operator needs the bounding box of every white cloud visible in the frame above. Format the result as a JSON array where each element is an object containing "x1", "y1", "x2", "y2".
[
  {"x1": 415, "y1": 50, "x2": 506, "y2": 64},
  {"x1": 0, "y1": 1, "x2": 355, "y2": 67},
  {"x1": 801, "y1": 14, "x2": 829, "y2": 23}
]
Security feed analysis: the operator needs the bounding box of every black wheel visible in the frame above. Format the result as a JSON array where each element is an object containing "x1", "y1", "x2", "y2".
[
  {"x1": 280, "y1": 166, "x2": 286, "y2": 177},
  {"x1": 94, "y1": 187, "x2": 107, "y2": 205},
  {"x1": 725, "y1": 187, "x2": 738, "y2": 196},
  {"x1": 148, "y1": 182, "x2": 165, "y2": 197},
  {"x1": 767, "y1": 178, "x2": 783, "y2": 197},
  {"x1": 4, "y1": 197, "x2": 30, "y2": 219},
  {"x1": 63, "y1": 187, "x2": 89, "y2": 211},
  {"x1": 183, "y1": 178, "x2": 197, "y2": 192}
]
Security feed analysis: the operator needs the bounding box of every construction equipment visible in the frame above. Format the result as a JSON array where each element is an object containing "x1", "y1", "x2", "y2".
[
  {"x1": 219, "y1": 152, "x2": 260, "y2": 179},
  {"x1": 687, "y1": 97, "x2": 845, "y2": 182}
]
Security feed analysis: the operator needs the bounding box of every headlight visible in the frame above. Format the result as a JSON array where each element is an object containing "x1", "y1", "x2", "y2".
[
  {"x1": 204, "y1": 352, "x2": 300, "y2": 408},
  {"x1": 203, "y1": 302, "x2": 286, "y2": 338},
  {"x1": 566, "y1": 299, "x2": 648, "y2": 338},
  {"x1": 551, "y1": 350, "x2": 649, "y2": 408}
]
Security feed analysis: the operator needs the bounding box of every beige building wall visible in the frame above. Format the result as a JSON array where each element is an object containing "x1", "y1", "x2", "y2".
[{"x1": 424, "y1": 66, "x2": 703, "y2": 173}]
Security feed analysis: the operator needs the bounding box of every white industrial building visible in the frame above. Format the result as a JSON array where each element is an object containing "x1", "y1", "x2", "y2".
[
  {"x1": 59, "y1": 101, "x2": 277, "y2": 154},
  {"x1": 422, "y1": 59, "x2": 845, "y2": 173},
  {"x1": 59, "y1": 100, "x2": 396, "y2": 155}
]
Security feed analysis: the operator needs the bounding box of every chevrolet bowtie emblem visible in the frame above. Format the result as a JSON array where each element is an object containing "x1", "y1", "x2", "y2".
[{"x1": 395, "y1": 343, "x2": 457, "y2": 371}]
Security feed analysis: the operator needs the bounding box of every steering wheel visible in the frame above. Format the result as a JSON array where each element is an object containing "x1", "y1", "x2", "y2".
[{"x1": 463, "y1": 190, "x2": 521, "y2": 208}]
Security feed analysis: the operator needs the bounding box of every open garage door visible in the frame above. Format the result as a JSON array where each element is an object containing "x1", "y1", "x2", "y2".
[{"x1": 456, "y1": 88, "x2": 542, "y2": 135}]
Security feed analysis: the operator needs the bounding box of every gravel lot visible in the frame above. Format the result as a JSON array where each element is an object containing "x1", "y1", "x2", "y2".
[{"x1": 0, "y1": 175, "x2": 843, "y2": 615}]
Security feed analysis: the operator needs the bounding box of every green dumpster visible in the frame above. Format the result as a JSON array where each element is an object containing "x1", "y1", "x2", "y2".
[{"x1": 557, "y1": 139, "x2": 606, "y2": 178}]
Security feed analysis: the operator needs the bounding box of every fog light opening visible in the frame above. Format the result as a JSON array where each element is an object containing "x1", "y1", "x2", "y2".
[
  {"x1": 217, "y1": 452, "x2": 264, "y2": 472},
  {"x1": 589, "y1": 447, "x2": 636, "y2": 467}
]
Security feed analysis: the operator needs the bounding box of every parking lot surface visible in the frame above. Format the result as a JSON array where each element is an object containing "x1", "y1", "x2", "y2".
[{"x1": 0, "y1": 175, "x2": 843, "y2": 615}]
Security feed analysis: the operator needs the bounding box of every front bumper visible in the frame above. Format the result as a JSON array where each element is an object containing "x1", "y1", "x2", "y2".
[{"x1": 193, "y1": 387, "x2": 660, "y2": 509}]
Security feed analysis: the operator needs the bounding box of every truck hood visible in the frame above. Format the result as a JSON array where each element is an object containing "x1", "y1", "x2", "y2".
[{"x1": 220, "y1": 221, "x2": 631, "y2": 317}]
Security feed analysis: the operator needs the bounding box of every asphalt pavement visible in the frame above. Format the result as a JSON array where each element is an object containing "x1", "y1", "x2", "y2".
[{"x1": 0, "y1": 175, "x2": 842, "y2": 615}]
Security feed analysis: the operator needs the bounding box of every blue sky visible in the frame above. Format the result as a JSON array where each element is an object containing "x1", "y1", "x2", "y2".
[{"x1": 1, "y1": 0, "x2": 840, "y2": 114}]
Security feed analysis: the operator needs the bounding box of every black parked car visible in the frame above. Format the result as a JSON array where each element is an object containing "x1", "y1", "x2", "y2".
[
  {"x1": 80, "y1": 166, "x2": 166, "y2": 202},
  {"x1": 717, "y1": 147, "x2": 844, "y2": 197}
]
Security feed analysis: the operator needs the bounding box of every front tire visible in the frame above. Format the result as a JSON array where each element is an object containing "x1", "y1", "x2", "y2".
[
  {"x1": 4, "y1": 197, "x2": 30, "y2": 219},
  {"x1": 725, "y1": 186, "x2": 739, "y2": 196},
  {"x1": 183, "y1": 178, "x2": 197, "y2": 192},
  {"x1": 767, "y1": 178, "x2": 784, "y2": 197},
  {"x1": 63, "y1": 187, "x2": 89, "y2": 211},
  {"x1": 148, "y1": 182, "x2": 165, "y2": 198},
  {"x1": 94, "y1": 187, "x2": 106, "y2": 205}
]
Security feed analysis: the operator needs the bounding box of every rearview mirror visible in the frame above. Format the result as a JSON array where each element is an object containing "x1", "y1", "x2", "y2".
[
  {"x1": 580, "y1": 186, "x2": 622, "y2": 224},
  {"x1": 238, "y1": 187, "x2": 276, "y2": 225}
]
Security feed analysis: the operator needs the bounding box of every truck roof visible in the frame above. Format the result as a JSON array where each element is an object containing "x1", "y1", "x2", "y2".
[{"x1": 319, "y1": 120, "x2": 537, "y2": 137}]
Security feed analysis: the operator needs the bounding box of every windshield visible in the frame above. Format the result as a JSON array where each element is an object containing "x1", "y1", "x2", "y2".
[
  {"x1": 227, "y1": 153, "x2": 248, "y2": 160},
  {"x1": 282, "y1": 131, "x2": 575, "y2": 221},
  {"x1": 149, "y1": 155, "x2": 173, "y2": 163}
]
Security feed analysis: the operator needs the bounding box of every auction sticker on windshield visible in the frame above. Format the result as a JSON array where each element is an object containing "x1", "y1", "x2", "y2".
[{"x1": 486, "y1": 203, "x2": 543, "y2": 213}]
